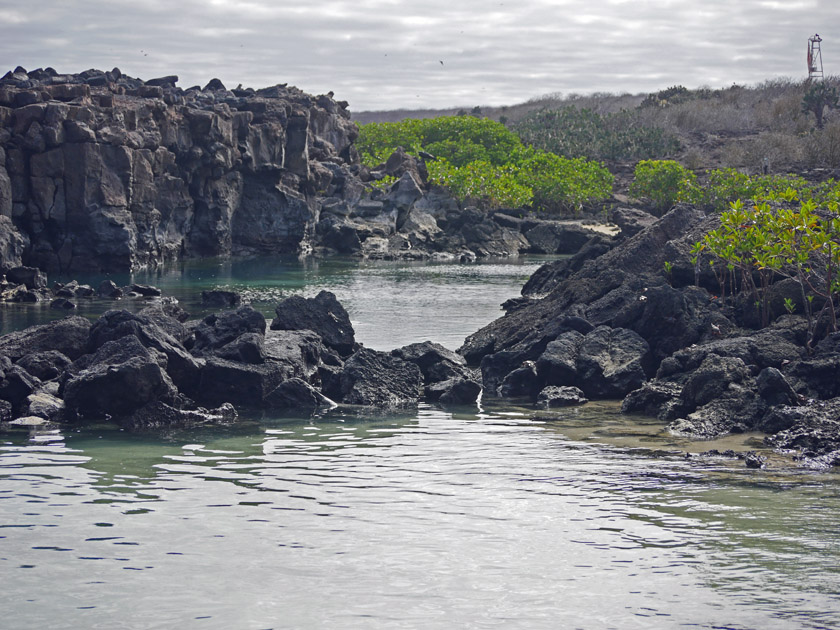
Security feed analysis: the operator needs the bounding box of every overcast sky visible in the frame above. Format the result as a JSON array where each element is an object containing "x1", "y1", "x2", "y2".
[{"x1": 1, "y1": 0, "x2": 837, "y2": 112}]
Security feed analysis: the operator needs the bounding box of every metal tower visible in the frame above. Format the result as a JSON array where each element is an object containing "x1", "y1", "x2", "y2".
[{"x1": 808, "y1": 34, "x2": 824, "y2": 81}]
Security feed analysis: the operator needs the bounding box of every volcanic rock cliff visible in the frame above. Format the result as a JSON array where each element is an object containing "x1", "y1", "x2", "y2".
[
  {"x1": 0, "y1": 65, "x2": 612, "y2": 275},
  {"x1": 0, "y1": 66, "x2": 362, "y2": 272}
]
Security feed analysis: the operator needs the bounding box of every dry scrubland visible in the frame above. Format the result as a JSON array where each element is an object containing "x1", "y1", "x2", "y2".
[{"x1": 354, "y1": 77, "x2": 840, "y2": 186}]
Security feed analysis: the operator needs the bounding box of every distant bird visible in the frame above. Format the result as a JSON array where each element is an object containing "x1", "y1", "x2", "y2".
[
  {"x1": 439, "y1": 60, "x2": 444, "y2": 65},
  {"x1": 711, "y1": 323, "x2": 722, "y2": 335},
  {"x1": 418, "y1": 150, "x2": 436, "y2": 161}
]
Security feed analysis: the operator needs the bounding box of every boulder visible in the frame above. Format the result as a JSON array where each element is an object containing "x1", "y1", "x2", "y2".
[
  {"x1": 191, "y1": 305, "x2": 266, "y2": 356},
  {"x1": 0, "y1": 316, "x2": 91, "y2": 361},
  {"x1": 679, "y1": 355, "x2": 752, "y2": 409},
  {"x1": 575, "y1": 326, "x2": 651, "y2": 398},
  {"x1": 196, "y1": 357, "x2": 287, "y2": 407},
  {"x1": 263, "y1": 329, "x2": 341, "y2": 381},
  {"x1": 497, "y1": 362, "x2": 540, "y2": 398},
  {"x1": 25, "y1": 390, "x2": 65, "y2": 422},
  {"x1": 63, "y1": 336, "x2": 180, "y2": 420},
  {"x1": 336, "y1": 348, "x2": 423, "y2": 406},
  {"x1": 523, "y1": 221, "x2": 597, "y2": 255},
  {"x1": 215, "y1": 332, "x2": 265, "y2": 364},
  {"x1": 6, "y1": 266, "x2": 47, "y2": 289},
  {"x1": 763, "y1": 400, "x2": 840, "y2": 455},
  {"x1": 88, "y1": 309, "x2": 202, "y2": 395},
  {"x1": 610, "y1": 207, "x2": 658, "y2": 239},
  {"x1": 426, "y1": 377, "x2": 482, "y2": 405},
  {"x1": 137, "y1": 302, "x2": 191, "y2": 344},
  {"x1": 0, "y1": 365, "x2": 41, "y2": 413},
  {"x1": 15, "y1": 350, "x2": 72, "y2": 381},
  {"x1": 391, "y1": 341, "x2": 471, "y2": 383},
  {"x1": 536, "y1": 331, "x2": 585, "y2": 386},
  {"x1": 263, "y1": 378, "x2": 336, "y2": 409},
  {"x1": 621, "y1": 381, "x2": 683, "y2": 420},
  {"x1": 97, "y1": 279, "x2": 123, "y2": 298},
  {"x1": 271, "y1": 291, "x2": 355, "y2": 356}
]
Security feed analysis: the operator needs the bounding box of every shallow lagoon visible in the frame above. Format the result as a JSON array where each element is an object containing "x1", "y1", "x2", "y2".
[{"x1": 1, "y1": 257, "x2": 839, "y2": 629}]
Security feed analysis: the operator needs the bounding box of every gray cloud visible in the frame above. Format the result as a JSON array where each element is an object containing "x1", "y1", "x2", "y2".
[{"x1": 1, "y1": 0, "x2": 837, "y2": 111}]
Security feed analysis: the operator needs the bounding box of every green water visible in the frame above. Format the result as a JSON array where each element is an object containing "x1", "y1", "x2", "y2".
[{"x1": 1, "y1": 258, "x2": 840, "y2": 630}]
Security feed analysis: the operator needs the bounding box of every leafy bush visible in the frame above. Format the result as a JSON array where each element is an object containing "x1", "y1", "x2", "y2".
[
  {"x1": 699, "y1": 168, "x2": 810, "y2": 212},
  {"x1": 357, "y1": 116, "x2": 522, "y2": 168},
  {"x1": 357, "y1": 115, "x2": 613, "y2": 213},
  {"x1": 427, "y1": 159, "x2": 533, "y2": 209},
  {"x1": 629, "y1": 160, "x2": 698, "y2": 212},
  {"x1": 516, "y1": 151, "x2": 613, "y2": 213},
  {"x1": 513, "y1": 106, "x2": 680, "y2": 161},
  {"x1": 695, "y1": 194, "x2": 840, "y2": 337}
]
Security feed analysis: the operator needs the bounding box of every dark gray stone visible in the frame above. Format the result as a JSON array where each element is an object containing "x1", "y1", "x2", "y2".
[
  {"x1": 271, "y1": 291, "x2": 355, "y2": 356},
  {"x1": 537, "y1": 385, "x2": 588, "y2": 408},
  {"x1": 337, "y1": 348, "x2": 422, "y2": 407}
]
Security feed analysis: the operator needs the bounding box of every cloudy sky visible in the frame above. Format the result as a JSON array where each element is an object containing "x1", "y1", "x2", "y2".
[{"x1": 1, "y1": 0, "x2": 837, "y2": 112}]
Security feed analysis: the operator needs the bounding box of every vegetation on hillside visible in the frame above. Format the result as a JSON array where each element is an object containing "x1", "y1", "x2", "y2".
[
  {"x1": 513, "y1": 107, "x2": 680, "y2": 162},
  {"x1": 355, "y1": 77, "x2": 840, "y2": 173}
]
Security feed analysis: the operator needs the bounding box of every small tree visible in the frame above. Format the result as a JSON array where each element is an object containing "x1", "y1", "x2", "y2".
[{"x1": 802, "y1": 82, "x2": 839, "y2": 129}]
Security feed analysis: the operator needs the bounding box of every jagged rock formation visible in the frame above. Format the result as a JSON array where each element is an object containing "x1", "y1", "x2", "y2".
[
  {"x1": 0, "y1": 65, "x2": 611, "y2": 275},
  {"x1": 0, "y1": 65, "x2": 361, "y2": 272},
  {"x1": 458, "y1": 203, "x2": 840, "y2": 467},
  {"x1": 0, "y1": 290, "x2": 482, "y2": 431}
]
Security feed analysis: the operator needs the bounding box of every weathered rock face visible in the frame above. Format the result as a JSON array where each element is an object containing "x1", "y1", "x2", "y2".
[
  {"x1": 271, "y1": 290, "x2": 355, "y2": 356},
  {"x1": 333, "y1": 347, "x2": 423, "y2": 407},
  {"x1": 0, "y1": 66, "x2": 360, "y2": 272}
]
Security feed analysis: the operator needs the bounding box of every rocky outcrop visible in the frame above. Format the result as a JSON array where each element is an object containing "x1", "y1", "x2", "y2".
[
  {"x1": 391, "y1": 340, "x2": 481, "y2": 404},
  {"x1": 0, "y1": 66, "x2": 360, "y2": 272},
  {"x1": 1, "y1": 65, "x2": 614, "y2": 273},
  {"x1": 0, "y1": 290, "x2": 475, "y2": 430},
  {"x1": 457, "y1": 202, "x2": 840, "y2": 466}
]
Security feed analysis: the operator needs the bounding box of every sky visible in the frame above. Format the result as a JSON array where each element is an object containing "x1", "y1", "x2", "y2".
[{"x1": 1, "y1": 0, "x2": 838, "y2": 112}]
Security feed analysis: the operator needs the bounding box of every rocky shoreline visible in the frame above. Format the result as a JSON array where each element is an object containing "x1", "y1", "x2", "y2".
[
  {"x1": 2, "y1": 203, "x2": 839, "y2": 469},
  {"x1": 461, "y1": 203, "x2": 840, "y2": 469},
  {"x1": 2, "y1": 65, "x2": 838, "y2": 470},
  {"x1": 0, "y1": 289, "x2": 482, "y2": 432}
]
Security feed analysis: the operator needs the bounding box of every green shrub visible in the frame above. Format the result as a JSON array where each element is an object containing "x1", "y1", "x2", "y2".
[
  {"x1": 695, "y1": 195, "x2": 840, "y2": 337},
  {"x1": 427, "y1": 159, "x2": 532, "y2": 209},
  {"x1": 629, "y1": 160, "x2": 698, "y2": 212},
  {"x1": 699, "y1": 168, "x2": 809, "y2": 212},
  {"x1": 516, "y1": 151, "x2": 613, "y2": 213},
  {"x1": 357, "y1": 115, "x2": 613, "y2": 213}
]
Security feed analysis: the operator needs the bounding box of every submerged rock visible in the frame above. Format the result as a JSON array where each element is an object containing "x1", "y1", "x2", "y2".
[{"x1": 537, "y1": 385, "x2": 588, "y2": 408}]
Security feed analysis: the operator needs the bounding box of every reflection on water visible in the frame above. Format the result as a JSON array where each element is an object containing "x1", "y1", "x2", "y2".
[
  {"x1": 0, "y1": 256, "x2": 544, "y2": 350},
  {"x1": 2, "y1": 404, "x2": 839, "y2": 630}
]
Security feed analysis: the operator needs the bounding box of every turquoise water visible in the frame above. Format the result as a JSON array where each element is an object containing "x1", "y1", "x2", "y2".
[
  {"x1": 1, "y1": 258, "x2": 840, "y2": 630},
  {"x1": 0, "y1": 256, "x2": 544, "y2": 350}
]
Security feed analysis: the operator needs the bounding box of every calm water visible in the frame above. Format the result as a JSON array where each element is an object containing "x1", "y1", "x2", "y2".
[{"x1": 2, "y1": 258, "x2": 840, "y2": 630}]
